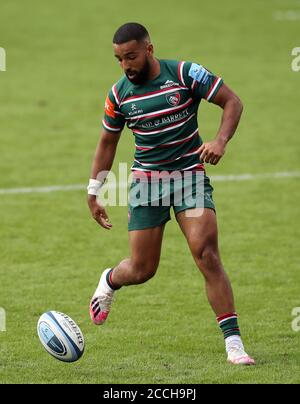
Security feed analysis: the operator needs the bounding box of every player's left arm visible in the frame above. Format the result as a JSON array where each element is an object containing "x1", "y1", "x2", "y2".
[{"x1": 198, "y1": 83, "x2": 243, "y2": 165}]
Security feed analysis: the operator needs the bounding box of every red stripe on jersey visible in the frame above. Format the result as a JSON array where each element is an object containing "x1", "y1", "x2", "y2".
[
  {"x1": 178, "y1": 61, "x2": 184, "y2": 85},
  {"x1": 115, "y1": 110, "x2": 125, "y2": 116},
  {"x1": 136, "y1": 146, "x2": 199, "y2": 165},
  {"x1": 132, "y1": 113, "x2": 196, "y2": 135},
  {"x1": 159, "y1": 133, "x2": 198, "y2": 148},
  {"x1": 205, "y1": 77, "x2": 219, "y2": 100},
  {"x1": 112, "y1": 85, "x2": 121, "y2": 105},
  {"x1": 121, "y1": 86, "x2": 187, "y2": 105},
  {"x1": 103, "y1": 119, "x2": 122, "y2": 131},
  {"x1": 128, "y1": 98, "x2": 193, "y2": 121},
  {"x1": 191, "y1": 80, "x2": 197, "y2": 92},
  {"x1": 135, "y1": 131, "x2": 198, "y2": 150}
]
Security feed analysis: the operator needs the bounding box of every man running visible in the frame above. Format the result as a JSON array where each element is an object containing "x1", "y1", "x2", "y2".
[{"x1": 87, "y1": 22, "x2": 255, "y2": 366}]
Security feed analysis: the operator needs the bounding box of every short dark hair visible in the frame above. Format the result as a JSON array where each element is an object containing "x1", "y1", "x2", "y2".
[{"x1": 113, "y1": 23, "x2": 150, "y2": 45}]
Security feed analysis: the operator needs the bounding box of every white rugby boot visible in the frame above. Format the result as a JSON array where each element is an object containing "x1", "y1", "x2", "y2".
[
  {"x1": 226, "y1": 336, "x2": 256, "y2": 366},
  {"x1": 90, "y1": 268, "x2": 115, "y2": 325}
]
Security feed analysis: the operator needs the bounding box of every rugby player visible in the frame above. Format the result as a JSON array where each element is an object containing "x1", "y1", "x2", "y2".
[{"x1": 87, "y1": 23, "x2": 255, "y2": 365}]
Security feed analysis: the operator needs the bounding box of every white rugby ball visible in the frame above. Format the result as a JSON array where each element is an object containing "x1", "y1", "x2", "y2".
[{"x1": 37, "y1": 311, "x2": 85, "y2": 362}]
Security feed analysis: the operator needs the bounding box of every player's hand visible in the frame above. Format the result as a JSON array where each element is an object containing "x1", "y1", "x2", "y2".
[
  {"x1": 87, "y1": 195, "x2": 112, "y2": 230},
  {"x1": 197, "y1": 139, "x2": 226, "y2": 165}
]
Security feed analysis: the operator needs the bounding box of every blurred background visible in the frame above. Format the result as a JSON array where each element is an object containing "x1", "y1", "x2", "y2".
[{"x1": 0, "y1": 0, "x2": 299, "y2": 384}]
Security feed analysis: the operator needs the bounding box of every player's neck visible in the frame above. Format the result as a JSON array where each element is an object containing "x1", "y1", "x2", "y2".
[{"x1": 148, "y1": 58, "x2": 161, "y2": 81}]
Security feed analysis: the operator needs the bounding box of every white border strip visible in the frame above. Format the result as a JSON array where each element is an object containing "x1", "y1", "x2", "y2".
[{"x1": 0, "y1": 172, "x2": 299, "y2": 195}]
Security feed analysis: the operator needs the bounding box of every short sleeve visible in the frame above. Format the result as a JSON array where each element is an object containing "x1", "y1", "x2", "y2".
[
  {"x1": 182, "y1": 62, "x2": 223, "y2": 102},
  {"x1": 102, "y1": 87, "x2": 125, "y2": 133}
]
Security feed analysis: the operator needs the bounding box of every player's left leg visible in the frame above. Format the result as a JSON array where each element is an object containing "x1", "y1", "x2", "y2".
[
  {"x1": 176, "y1": 208, "x2": 255, "y2": 365},
  {"x1": 90, "y1": 223, "x2": 166, "y2": 326}
]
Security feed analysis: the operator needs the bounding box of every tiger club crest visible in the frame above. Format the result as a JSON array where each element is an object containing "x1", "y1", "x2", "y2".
[{"x1": 166, "y1": 92, "x2": 181, "y2": 106}]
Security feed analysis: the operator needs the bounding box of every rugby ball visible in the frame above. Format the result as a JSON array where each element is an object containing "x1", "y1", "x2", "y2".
[{"x1": 37, "y1": 311, "x2": 84, "y2": 362}]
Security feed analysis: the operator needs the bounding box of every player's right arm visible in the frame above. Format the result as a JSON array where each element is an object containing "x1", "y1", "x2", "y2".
[
  {"x1": 88, "y1": 87, "x2": 125, "y2": 230},
  {"x1": 88, "y1": 129, "x2": 122, "y2": 230}
]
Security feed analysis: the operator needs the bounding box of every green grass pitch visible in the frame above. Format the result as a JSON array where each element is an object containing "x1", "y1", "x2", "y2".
[{"x1": 0, "y1": 0, "x2": 300, "y2": 384}]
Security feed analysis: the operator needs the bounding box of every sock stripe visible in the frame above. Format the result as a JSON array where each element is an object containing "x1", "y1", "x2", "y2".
[
  {"x1": 109, "y1": 271, "x2": 114, "y2": 286},
  {"x1": 106, "y1": 268, "x2": 121, "y2": 291},
  {"x1": 106, "y1": 269, "x2": 115, "y2": 289},
  {"x1": 218, "y1": 316, "x2": 238, "y2": 326},
  {"x1": 217, "y1": 312, "x2": 241, "y2": 339},
  {"x1": 223, "y1": 328, "x2": 240, "y2": 336},
  {"x1": 217, "y1": 312, "x2": 238, "y2": 323}
]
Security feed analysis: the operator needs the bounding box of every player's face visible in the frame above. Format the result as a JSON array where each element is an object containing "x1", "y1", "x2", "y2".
[{"x1": 113, "y1": 40, "x2": 153, "y2": 85}]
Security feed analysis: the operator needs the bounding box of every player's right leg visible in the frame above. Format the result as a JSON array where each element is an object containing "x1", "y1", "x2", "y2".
[{"x1": 90, "y1": 224, "x2": 166, "y2": 325}]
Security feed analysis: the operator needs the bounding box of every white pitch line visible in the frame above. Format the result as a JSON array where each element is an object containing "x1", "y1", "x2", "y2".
[
  {"x1": 0, "y1": 172, "x2": 299, "y2": 195},
  {"x1": 0, "y1": 184, "x2": 85, "y2": 195},
  {"x1": 274, "y1": 10, "x2": 300, "y2": 21},
  {"x1": 211, "y1": 171, "x2": 300, "y2": 182}
]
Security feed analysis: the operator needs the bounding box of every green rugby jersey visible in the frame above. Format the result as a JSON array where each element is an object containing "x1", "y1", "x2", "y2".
[{"x1": 102, "y1": 59, "x2": 223, "y2": 172}]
